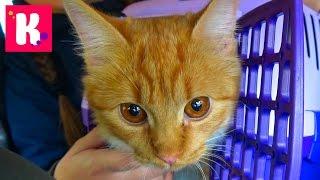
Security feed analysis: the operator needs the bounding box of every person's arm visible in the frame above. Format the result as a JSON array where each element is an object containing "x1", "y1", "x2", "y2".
[
  {"x1": 0, "y1": 24, "x2": 9, "y2": 149},
  {"x1": 4, "y1": 53, "x2": 69, "y2": 170}
]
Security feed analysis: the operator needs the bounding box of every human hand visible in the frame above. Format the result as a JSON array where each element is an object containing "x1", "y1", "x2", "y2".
[{"x1": 54, "y1": 128, "x2": 172, "y2": 180}]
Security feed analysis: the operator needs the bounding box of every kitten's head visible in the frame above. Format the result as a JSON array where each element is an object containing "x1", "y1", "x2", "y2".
[{"x1": 64, "y1": 0, "x2": 240, "y2": 170}]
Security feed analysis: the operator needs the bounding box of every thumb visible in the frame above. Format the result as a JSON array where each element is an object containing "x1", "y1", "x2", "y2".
[
  {"x1": 163, "y1": 172, "x2": 173, "y2": 180},
  {"x1": 67, "y1": 128, "x2": 106, "y2": 156}
]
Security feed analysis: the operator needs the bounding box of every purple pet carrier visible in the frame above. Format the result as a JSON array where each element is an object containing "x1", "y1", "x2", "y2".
[{"x1": 209, "y1": 0, "x2": 320, "y2": 179}]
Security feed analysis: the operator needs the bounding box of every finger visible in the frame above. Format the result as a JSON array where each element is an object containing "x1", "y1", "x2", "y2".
[
  {"x1": 82, "y1": 149, "x2": 166, "y2": 176},
  {"x1": 151, "y1": 176, "x2": 164, "y2": 180},
  {"x1": 68, "y1": 128, "x2": 106, "y2": 156},
  {"x1": 84, "y1": 149, "x2": 138, "y2": 171},
  {"x1": 163, "y1": 172, "x2": 173, "y2": 180},
  {"x1": 151, "y1": 172, "x2": 172, "y2": 180},
  {"x1": 115, "y1": 166, "x2": 165, "y2": 180},
  {"x1": 91, "y1": 165, "x2": 165, "y2": 180},
  {"x1": 85, "y1": 150, "x2": 167, "y2": 180}
]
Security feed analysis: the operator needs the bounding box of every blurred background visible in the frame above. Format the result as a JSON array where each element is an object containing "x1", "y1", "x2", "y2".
[{"x1": 0, "y1": 0, "x2": 272, "y2": 35}]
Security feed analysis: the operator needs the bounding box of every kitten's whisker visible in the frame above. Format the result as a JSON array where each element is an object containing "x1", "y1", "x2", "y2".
[
  {"x1": 124, "y1": 163, "x2": 141, "y2": 180},
  {"x1": 121, "y1": 161, "x2": 141, "y2": 180},
  {"x1": 203, "y1": 152, "x2": 230, "y2": 166},
  {"x1": 202, "y1": 154, "x2": 231, "y2": 169},
  {"x1": 205, "y1": 143, "x2": 229, "y2": 147},
  {"x1": 206, "y1": 148, "x2": 234, "y2": 154},
  {"x1": 210, "y1": 153, "x2": 230, "y2": 166},
  {"x1": 227, "y1": 128, "x2": 236, "y2": 133},
  {"x1": 206, "y1": 148, "x2": 231, "y2": 153},
  {"x1": 115, "y1": 154, "x2": 137, "y2": 172},
  {"x1": 199, "y1": 159, "x2": 219, "y2": 180},
  {"x1": 217, "y1": 128, "x2": 236, "y2": 135},
  {"x1": 205, "y1": 144, "x2": 230, "y2": 148},
  {"x1": 206, "y1": 148, "x2": 228, "y2": 151},
  {"x1": 119, "y1": 153, "x2": 133, "y2": 161},
  {"x1": 206, "y1": 129, "x2": 236, "y2": 142},
  {"x1": 201, "y1": 156, "x2": 227, "y2": 171},
  {"x1": 205, "y1": 147, "x2": 235, "y2": 153},
  {"x1": 206, "y1": 134, "x2": 229, "y2": 142},
  {"x1": 195, "y1": 162, "x2": 207, "y2": 180},
  {"x1": 119, "y1": 160, "x2": 137, "y2": 172}
]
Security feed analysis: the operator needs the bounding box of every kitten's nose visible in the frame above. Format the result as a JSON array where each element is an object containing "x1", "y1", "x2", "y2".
[{"x1": 159, "y1": 156, "x2": 177, "y2": 165}]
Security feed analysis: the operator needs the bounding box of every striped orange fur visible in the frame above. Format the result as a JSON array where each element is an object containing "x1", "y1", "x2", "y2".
[{"x1": 64, "y1": 0, "x2": 240, "y2": 171}]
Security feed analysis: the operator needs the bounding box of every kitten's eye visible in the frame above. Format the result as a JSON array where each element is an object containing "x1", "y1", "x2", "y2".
[
  {"x1": 120, "y1": 103, "x2": 147, "y2": 124},
  {"x1": 184, "y1": 97, "x2": 210, "y2": 119}
]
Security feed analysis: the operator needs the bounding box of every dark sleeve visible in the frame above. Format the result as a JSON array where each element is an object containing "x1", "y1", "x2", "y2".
[
  {"x1": 4, "y1": 53, "x2": 68, "y2": 170},
  {"x1": 48, "y1": 160, "x2": 59, "y2": 176},
  {"x1": 0, "y1": 24, "x2": 9, "y2": 148},
  {"x1": 0, "y1": 148, "x2": 54, "y2": 180}
]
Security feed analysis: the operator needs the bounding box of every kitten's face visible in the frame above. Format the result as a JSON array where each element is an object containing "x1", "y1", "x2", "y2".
[{"x1": 64, "y1": 0, "x2": 240, "y2": 170}]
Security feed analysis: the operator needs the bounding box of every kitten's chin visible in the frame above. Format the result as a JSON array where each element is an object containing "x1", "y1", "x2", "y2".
[{"x1": 135, "y1": 146, "x2": 206, "y2": 171}]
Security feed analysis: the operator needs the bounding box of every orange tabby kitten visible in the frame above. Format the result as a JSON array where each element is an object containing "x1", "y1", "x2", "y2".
[{"x1": 63, "y1": 0, "x2": 240, "y2": 177}]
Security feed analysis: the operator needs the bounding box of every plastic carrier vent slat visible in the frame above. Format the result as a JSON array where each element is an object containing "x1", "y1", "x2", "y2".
[{"x1": 210, "y1": 0, "x2": 304, "y2": 179}]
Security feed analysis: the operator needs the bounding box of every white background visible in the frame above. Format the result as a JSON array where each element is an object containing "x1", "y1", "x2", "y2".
[{"x1": 0, "y1": 0, "x2": 13, "y2": 33}]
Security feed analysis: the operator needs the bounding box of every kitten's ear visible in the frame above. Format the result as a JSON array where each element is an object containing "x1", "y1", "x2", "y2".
[
  {"x1": 192, "y1": 0, "x2": 238, "y2": 51},
  {"x1": 63, "y1": 0, "x2": 128, "y2": 66}
]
